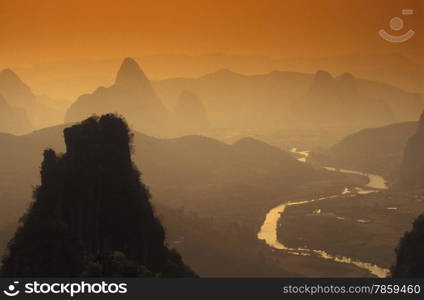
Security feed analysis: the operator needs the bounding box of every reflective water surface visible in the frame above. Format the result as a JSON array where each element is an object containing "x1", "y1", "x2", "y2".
[{"x1": 257, "y1": 148, "x2": 390, "y2": 278}]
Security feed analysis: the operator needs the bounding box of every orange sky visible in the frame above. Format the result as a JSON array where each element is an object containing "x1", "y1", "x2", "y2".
[{"x1": 0, "y1": 0, "x2": 422, "y2": 68}]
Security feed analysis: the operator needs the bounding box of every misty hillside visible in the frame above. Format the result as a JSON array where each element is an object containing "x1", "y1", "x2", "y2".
[
  {"x1": 0, "y1": 121, "x2": 338, "y2": 277},
  {"x1": 400, "y1": 113, "x2": 424, "y2": 189},
  {"x1": 5, "y1": 56, "x2": 421, "y2": 138},
  {"x1": 65, "y1": 58, "x2": 169, "y2": 136},
  {"x1": 0, "y1": 69, "x2": 36, "y2": 108},
  {"x1": 173, "y1": 90, "x2": 209, "y2": 134},
  {"x1": 153, "y1": 68, "x2": 423, "y2": 131},
  {"x1": 0, "y1": 69, "x2": 65, "y2": 131},
  {"x1": 0, "y1": 95, "x2": 32, "y2": 134},
  {"x1": 154, "y1": 69, "x2": 312, "y2": 129},
  {"x1": 0, "y1": 122, "x2": 321, "y2": 229},
  {"x1": 52, "y1": 57, "x2": 424, "y2": 138},
  {"x1": 292, "y1": 71, "x2": 394, "y2": 128},
  {"x1": 277, "y1": 53, "x2": 424, "y2": 94},
  {"x1": 14, "y1": 53, "x2": 424, "y2": 100},
  {"x1": 312, "y1": 121, "x2": 418, "y2": 178}
]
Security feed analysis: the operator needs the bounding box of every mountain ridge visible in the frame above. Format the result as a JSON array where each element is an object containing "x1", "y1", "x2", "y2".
[{"x1": 65, "y1": 58, "x2": 169, "y2": 136}]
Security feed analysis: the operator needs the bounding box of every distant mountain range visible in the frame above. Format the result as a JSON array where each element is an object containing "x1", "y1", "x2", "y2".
[
  {"x1": 2, "y1": 55, "x2": 423, "y2": 136},
  {"x1": 292, "y1": 71, "x2": 393, "y2": 128},
  {"x1": 153, "y1": 68, "x2": 423, "y2": 132},
  {"x1": 10, "y1": 53, "x2": 424, "y2": 100}
]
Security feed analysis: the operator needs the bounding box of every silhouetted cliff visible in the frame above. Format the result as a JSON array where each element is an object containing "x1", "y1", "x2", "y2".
[
  {"x1": 1, "y1": 114, "x2": 196, "y2": 277},
  {"x1": 392, "y1": 215, "x2": 424, "y2": 277},
  {"x1": 400, "y1": 112, "x2": 424, "y2": 189}
]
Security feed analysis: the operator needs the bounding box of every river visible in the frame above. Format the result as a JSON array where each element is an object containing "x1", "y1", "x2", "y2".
[{"x1": 257, "y1": 148, "x2": 390, "y2": 278}]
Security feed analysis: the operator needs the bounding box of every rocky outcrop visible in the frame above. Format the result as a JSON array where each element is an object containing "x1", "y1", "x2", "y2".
[
  {"x1": 392, "y1": 215, "x2": 424, "y2": 277},
  {"x1": 1, "y1": 114, "x2": 196, "y2": 277}
]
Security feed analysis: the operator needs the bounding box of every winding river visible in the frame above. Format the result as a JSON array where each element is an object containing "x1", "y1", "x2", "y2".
[{"x1": 257, "y1": 148, "x2": 390, "y2": 278}]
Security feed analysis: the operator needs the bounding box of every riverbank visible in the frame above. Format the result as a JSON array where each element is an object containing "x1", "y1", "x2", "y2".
[
  {"x1": 278, "y1": 190, "x2": 424, "y2": 270},
  {"x1": 257, "y1": 148, "x2": 391, "y2": 277}
]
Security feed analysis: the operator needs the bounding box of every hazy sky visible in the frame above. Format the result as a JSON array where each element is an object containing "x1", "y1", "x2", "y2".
[{"x1": 0, "y1": 0, "x2": 422, "y2": 68}]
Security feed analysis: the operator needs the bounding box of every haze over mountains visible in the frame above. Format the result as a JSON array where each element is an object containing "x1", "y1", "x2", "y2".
[
  {"x1": 9, "y1": 53, "x2": 424, "y2": 100},
  {"x1": 0, "y1": 118, "x2": 337, "y2": 276},
  {"x1": 313, "y1": 121, "x2": 418, "y2": 178},
  {"x1": 174, "y1": 91, "x2": 209, "y2": 134},
  {"x1": 66, "y1": 58, "x2": 169, "y2": 136},
  {"x1": 154, "y1": 67, "x2": 423, "y2": 133},
  {"x1": 0, "y1": 69, "x2": 65, "y2": 132},
  {"x1": 0, "y1": 122, "x2": 318, "y2": 223},
  {"x1": 1, "y1": 56, "x2": 422, "y2": 140},
  {"x1": 312, "y1": 111, "x2": 424, "y2": 188},
  {"x1": 0, "y1": 94, "x2": 31, "y2": 135},
  {"x1": 0, "y1": 69, "x2": 37, "y2": 108},
  {"x1": 1, "y1": 55, "x2": 424, "y2": 277},
  {"x1": 400, "y1": 112, "x2": 424, "y2": 189},
  {"x1": 3, "y1": 0, "x2": 424, "y2": 279},
  {"x1": 293, "y1": 71, "x2": 393, "y2": 128},
  {"x1": 0, "y1": 69, "x2": 34, "y2": 134}
]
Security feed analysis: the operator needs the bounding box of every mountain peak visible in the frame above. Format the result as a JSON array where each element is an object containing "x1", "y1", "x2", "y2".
[
  {"x1": 114, "y1": 57, "x2": 150, "y2": 88},
  {"x1": 314, "y1": 70, "x2": 333, "y2": 83},
  {"x1": 201, "y1": 68, "x2": 242, "y2": 80},
  {"x1": 0, "y1": 69, "x2": 36, "y2": 108},
  {"x1": 0, "y1": 69, "x2": 25, "y2": 85},
  {"x1": 120, "y1": 57, "x2": 140, "y2": 71},
  {"x1": 215, "y1": 68, "x2": 234, "y2": 74},
  {"x1": 309, "y1": 70, "x2": 335, "y2": 94},
  {"x1": 338, "y1": 72, "x2": 355, "y2": 82},
  {"x1": 338, "y1": 72, "x2": 358, "y2": 93},
  {"x1": 1, "y1": 68, "x2": 16, "y2": 75}
]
